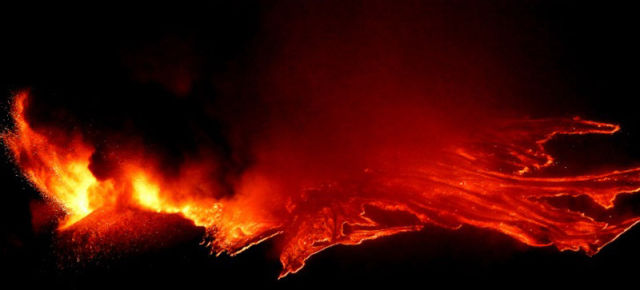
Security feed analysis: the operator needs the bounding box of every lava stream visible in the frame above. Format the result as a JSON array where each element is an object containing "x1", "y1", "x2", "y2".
[{"x1": 3, "y1": 91, "x2": 640, "y2": 278}]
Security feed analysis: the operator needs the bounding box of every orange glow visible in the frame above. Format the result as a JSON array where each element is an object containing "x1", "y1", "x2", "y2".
[
  {"x1": 1, "y1": 91, "x2": 276, "y2": 246},
  {"x1": 3, "y1": 91, "x2": 640, "y2": 278}
]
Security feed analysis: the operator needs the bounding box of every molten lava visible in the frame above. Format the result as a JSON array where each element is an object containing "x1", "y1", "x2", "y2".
[{"x1": 3, "y1": 91, "x2": 640, "y2": 278}]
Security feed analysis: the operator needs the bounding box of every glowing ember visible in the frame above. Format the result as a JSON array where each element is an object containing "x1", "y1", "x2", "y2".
[{"x1": 3, "y1": 91, "x2": 640, "y2": 278}]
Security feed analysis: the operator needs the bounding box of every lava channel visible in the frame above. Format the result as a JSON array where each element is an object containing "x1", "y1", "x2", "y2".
[{"x1": 3, "y1": 91, "x2": 640, "y2": 278}]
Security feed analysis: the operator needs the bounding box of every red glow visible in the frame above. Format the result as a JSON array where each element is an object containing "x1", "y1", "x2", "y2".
[{"x1": 3, "y1": 91, "x2": 640, "y2": 278}]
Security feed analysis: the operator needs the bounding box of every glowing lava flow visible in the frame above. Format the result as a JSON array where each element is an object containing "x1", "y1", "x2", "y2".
[{"x1": 4, "y1": 91, "x2": 640, "y2": 278}]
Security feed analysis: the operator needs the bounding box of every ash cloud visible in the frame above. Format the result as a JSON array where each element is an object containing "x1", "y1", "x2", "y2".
[{"x1": 7, "y1": 1, "x2": 581, "y2": 207}]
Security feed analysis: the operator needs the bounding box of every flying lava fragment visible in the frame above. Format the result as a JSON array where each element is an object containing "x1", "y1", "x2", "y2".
[{"x1": 3, "y1": 90, "x2": 640, "y2": 278}]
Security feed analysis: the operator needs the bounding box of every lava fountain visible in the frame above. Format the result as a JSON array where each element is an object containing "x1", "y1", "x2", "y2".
[{"x1": 3, "y1": 90, "x2": 640, "y2": 278}]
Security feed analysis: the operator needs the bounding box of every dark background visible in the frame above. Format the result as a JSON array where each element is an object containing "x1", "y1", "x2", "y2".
[{"x1": 1, "y1": 1, "x2": 640, "y2": 288}]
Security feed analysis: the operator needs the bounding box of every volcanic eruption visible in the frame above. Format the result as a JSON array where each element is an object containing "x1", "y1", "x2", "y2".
[
  {"x1": 2, "y1": 1, "x2": 640, "y2": 283},
  {"x1": 4, "y1": 89, "x2": 640, "y2": 277}
]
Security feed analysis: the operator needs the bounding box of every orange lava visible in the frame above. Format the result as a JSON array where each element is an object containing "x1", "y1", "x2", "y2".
[{"x1": 3, "y1": 91, "x2": 640, "y2": 278}]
